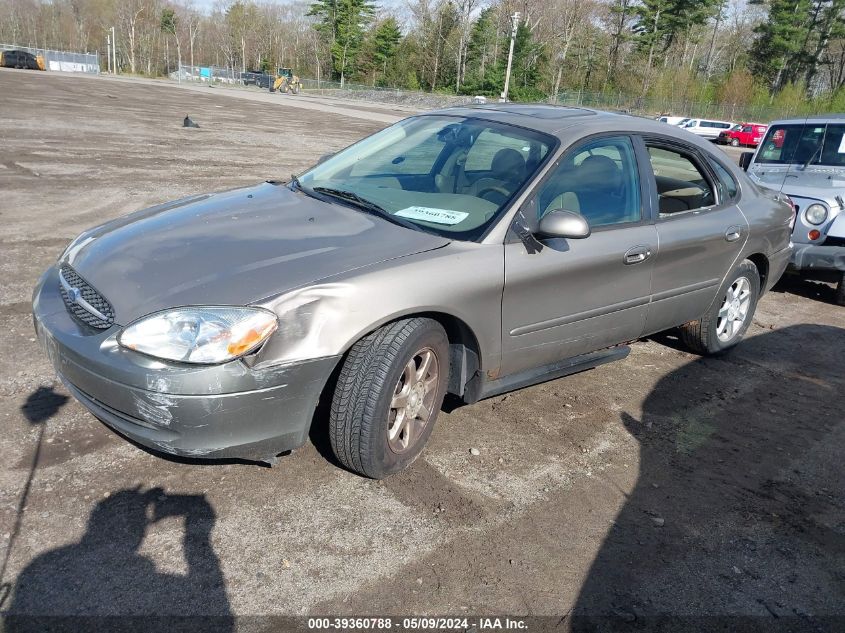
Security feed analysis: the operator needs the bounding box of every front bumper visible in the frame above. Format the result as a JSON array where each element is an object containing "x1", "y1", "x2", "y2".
[
  {"x1": 33, "y1": 267, "x2": 340, "y2": 462},
  {"x1": 789, "y1": 243, "x2": 845, "y2": 278}
]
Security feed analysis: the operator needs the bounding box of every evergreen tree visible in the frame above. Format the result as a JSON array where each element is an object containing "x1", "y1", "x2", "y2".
[
  {"x1": 370, "y1": 17, "x2": 401, "y2": 84},
  {"x1": 750, "y1": 0, "x2": 845, "y2": 92},
  {"x1": 308, "y1": 0, "x2": 376, "y2": 85}
]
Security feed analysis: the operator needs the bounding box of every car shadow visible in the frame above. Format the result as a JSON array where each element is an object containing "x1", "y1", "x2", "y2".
[
  {"x1": 4, "y1": 488, "x2": 233, "y2": 632},
  {"x1": 771, "y1": 275, "x2": 840, "y2": 305},
  {"x1": 569, "y1": 324, "x2": 845, "y2": 631}
]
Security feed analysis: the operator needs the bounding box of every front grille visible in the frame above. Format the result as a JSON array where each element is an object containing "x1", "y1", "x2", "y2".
[
  {"x1": 822, "y1": 236, "x2": 845, "y2": 247},
  {"x1": 59, "y1": 264, "x2": 115, "y2": 329}
]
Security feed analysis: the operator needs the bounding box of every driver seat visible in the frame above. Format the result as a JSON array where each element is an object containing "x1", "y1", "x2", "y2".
[{"x1": 469, "y1": 148, "x2": 526, "y2": 200}]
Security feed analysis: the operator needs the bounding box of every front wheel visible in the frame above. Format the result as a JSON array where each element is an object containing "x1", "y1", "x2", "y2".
[
  {"x1": 731, "y1": 138, "x2": 740, "y2": 147},
  {"x1": 329, "y1": 318, "x2": 449, "y2": 478},
  {"x1": 679, "y1": 260, "x2": 760, "y2": 355}
]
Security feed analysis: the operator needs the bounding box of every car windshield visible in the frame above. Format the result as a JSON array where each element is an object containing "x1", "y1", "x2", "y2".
[
  {"x1": 297, "y1": 115, "x2": 554, "y2": 241},
  {"x1": 756, "y1": 122, "x2": 845, "y2": 167}
]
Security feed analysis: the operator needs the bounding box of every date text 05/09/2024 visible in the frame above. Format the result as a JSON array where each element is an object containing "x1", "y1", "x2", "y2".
[{"x1": 307, "y1": 617, "x2": 528, "y2": 630}]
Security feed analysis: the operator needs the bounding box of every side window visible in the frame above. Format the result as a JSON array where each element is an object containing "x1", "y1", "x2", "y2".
[
  {"x1": 646, "y1": 145, "x2": 716, "y2": 216},
  {"x1": 709, "y1": 159, "x2": 739, "y2": 201},
  {"x1": 537, "y1": 136, "x2": 641, "y2": 228}
]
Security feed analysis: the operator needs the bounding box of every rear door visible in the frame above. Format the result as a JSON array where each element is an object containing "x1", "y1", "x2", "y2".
[
  {"x1": 500, "y1": 134, "x2": 657, "y2": 376},
  {"x1": 639, "y1": 137, "x2": 748, "y2": 334}
]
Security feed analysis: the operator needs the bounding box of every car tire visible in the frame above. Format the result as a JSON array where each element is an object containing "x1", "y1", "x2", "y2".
[
  {"x1": 836, "y1": 273, "x2": 845, "y2": 306},
  {"x1": 731, "y1": 138, "x2": 740, "y2": 147},
  {"x1": 329, "y1": 317, "x2": 449, "y2": 478},
  {"x1": 679, "y1": 259, "x2": 760, "y2": 355}
]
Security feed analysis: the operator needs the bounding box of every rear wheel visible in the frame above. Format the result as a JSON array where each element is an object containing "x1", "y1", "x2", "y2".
[
  {"x1": 680, "y1": 260, "x2": 760, "y2": 355},
  {"x1": 329, "y1": 318, "x2": 449, "y2": 478}
]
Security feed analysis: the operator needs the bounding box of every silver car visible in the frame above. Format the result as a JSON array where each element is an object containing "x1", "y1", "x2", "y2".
[
  {"x1": 33, "y1": 105, "x2": 794, "y2": 478},
  {"x1": 740, "y1": 115, "x2": 845, "y2": 304}
]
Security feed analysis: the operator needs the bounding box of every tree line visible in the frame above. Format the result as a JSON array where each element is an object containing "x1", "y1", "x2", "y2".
[{"x1": 2, "y1": 0, "x2": 844, "y2": 111}]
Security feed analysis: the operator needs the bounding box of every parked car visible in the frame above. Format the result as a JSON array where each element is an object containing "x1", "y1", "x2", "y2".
[
  {"x1": 680, "y1": 118, "x2": 735, "y2": 140},
  {"x1": 33, "y1": 106, "x2": 794, "y2": 477},
  {"x1": 717, "y1": 123, "x2": 768, "y2": 147},
  {"x1": 657, "y1": 116, "x2": 690, "y2": 126},
  {"x1": 0, "y1": 49, "x2": 44, "y2": 70},
  {"x1": 241, "y1": 70, "x2": 271, "y2": 89},
  {"x1": 739, "y1": 115, "x2": 845, "y2": 304}
]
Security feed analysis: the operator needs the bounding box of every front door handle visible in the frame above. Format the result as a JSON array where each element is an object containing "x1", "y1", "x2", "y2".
[
  {"x1": 725, "y1": 226, "x2": 742, "y2": 242},
  {"x1": 624, "y1": 245, "x2": 652, "y2": 265}
]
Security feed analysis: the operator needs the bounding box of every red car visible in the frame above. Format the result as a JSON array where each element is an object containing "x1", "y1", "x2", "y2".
[{"x1": 717, "y1": 123, "x2": 768, "y2": 147}]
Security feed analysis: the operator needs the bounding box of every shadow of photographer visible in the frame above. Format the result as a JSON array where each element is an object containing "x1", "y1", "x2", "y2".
[{"x1": 6, "y1": 487, "x2": 233, "y2": 632}]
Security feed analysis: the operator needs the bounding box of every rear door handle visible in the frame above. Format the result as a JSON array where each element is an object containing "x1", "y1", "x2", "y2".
[
  {"x1": 624, "y1": 245, "x2": 652, "y2": 265},
  {"x1": 725, "y1": 226, "x2": 742, "y2": 242}
]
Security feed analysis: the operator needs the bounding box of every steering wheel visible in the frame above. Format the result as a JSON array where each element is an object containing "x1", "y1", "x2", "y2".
[{"x1": 476, "y1": 185, "x2": 512, "y2": 204}]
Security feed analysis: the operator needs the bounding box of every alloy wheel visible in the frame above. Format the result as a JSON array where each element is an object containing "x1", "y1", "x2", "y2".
[
  {"x1": 387, "y1": 347, "x2": 439, "y2": 453},
  {"x1": 716, "y1": 277, "x2": 751, "y2": 342}
]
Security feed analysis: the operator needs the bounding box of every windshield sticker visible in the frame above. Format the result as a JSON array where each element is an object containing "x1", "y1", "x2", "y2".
[
  {"x1": 396, "y1": 206, "x2": 469, "y2": 225},
  {"x1": 838, "y1": 134, "x2": 845, "y2": 154}
]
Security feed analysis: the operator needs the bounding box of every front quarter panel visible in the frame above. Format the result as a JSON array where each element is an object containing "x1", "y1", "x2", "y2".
[{"x1": 253, "y1": 242, "x2": 505, "y2": 374}]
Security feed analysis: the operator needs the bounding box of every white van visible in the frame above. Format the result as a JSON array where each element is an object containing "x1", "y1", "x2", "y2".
[
  {"x1": 657, "y1": 116, "x2": 690, "y2": 126},
  {"x1": 680, "y1": 119, "x2": 734, "y2": 140}
]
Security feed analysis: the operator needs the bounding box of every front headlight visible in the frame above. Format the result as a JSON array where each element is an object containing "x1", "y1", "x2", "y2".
[
  {"x1": 118, "y1": 307, "x2": 278, "y2": 364},
  {"x1": 805, "y1": 204, "x2": 828, "y2": 226}
]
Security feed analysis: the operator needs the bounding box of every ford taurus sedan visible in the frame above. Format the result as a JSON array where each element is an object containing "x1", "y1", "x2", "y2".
[{"x1": 33, "y1": 105, "x2": 794, "y2": 478}]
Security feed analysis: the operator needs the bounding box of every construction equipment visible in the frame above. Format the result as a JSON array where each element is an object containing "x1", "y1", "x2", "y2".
[
  {"x1": 0, "y1": 49, "x2": 45, "y2": 70},
  {"x1": 272, "y1": 68, "x2": 301, "y2": 94}
]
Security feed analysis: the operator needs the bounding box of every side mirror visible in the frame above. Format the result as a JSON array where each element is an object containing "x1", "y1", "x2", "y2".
[
  {"x1": 739, "y1": 151, "x2": 754, "y2": 171},
  {"x1": 317, "y1": 152, "x2": 334, "y2": 164},
  {"x1": 537, "y1": 209, "x2": 591, "y2": 239}
]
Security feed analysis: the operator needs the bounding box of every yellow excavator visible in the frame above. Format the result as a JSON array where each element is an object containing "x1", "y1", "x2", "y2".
[{"x1": 272, "y1": 68, "x2": 301, "y2": 94}]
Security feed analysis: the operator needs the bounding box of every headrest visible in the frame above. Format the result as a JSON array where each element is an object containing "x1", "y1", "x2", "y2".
[
  {"x1": 491, "y1": 148, "x2": 526, "y2": 180},
  {"x1": 578, "y1": 155, "x2": 621, "y2": 188}
]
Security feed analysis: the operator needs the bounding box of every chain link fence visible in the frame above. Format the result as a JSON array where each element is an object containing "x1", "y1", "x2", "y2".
[
  {"x1": 170, "y1": 66, "x2": 808, "y2": 123},
  {"x1": 552, "y1": 90, "x2": 795, "y2": 123},
  {"x1": 172, "y1": 65, "x2": 242, "y2": 84},
  {"x1": 1, "y1": 43, "x2": 99, "y2": 73}
]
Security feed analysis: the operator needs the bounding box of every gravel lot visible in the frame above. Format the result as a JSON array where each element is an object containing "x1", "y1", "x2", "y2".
[{"x1": 0, "y1": 69, "x2": 843, "y2": 631}]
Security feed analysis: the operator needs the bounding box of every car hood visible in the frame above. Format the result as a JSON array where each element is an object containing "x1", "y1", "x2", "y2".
[
  {"x1": 750, "y1": 167, "x2": 845, "y2": 202},
  {"x1": 64, "y1": 182, "x2": 450, "y2": 324}
]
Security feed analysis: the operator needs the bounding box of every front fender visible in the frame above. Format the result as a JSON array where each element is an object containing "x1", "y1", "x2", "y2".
[{"x1": 252, "y1": 242, "x2": 505, "y2": 374}]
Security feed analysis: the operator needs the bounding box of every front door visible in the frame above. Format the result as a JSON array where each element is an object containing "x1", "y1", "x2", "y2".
[{"x1": 500, "y1": 135, "x2": 657, "y2": 377}]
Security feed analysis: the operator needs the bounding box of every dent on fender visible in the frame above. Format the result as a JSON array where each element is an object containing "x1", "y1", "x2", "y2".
[{"x1": 252, "y1": 282, "x2": 357, "y2": 369}]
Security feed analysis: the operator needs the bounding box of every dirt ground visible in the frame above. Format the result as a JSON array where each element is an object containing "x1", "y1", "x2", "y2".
[{"x1": 0, "y1": 69, "x2": 843, "y2": 631}]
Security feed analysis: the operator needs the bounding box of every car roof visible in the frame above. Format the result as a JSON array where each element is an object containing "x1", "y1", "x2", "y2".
[
  {"x1": 769, "y1": 114, "x2": 845, "y2": 125},
  {"x1": 424, "y1": 103, "x2": 723, "y2": 151}
]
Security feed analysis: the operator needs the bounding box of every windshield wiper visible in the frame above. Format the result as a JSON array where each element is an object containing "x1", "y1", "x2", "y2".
[{"x1": 312, "y1": 187, "x2": 418, "y2": 230}]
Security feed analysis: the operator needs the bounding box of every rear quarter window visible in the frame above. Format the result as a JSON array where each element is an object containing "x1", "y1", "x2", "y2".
[{"x1": 709, "y1": 159, "x2": 739, "y2": 201}]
